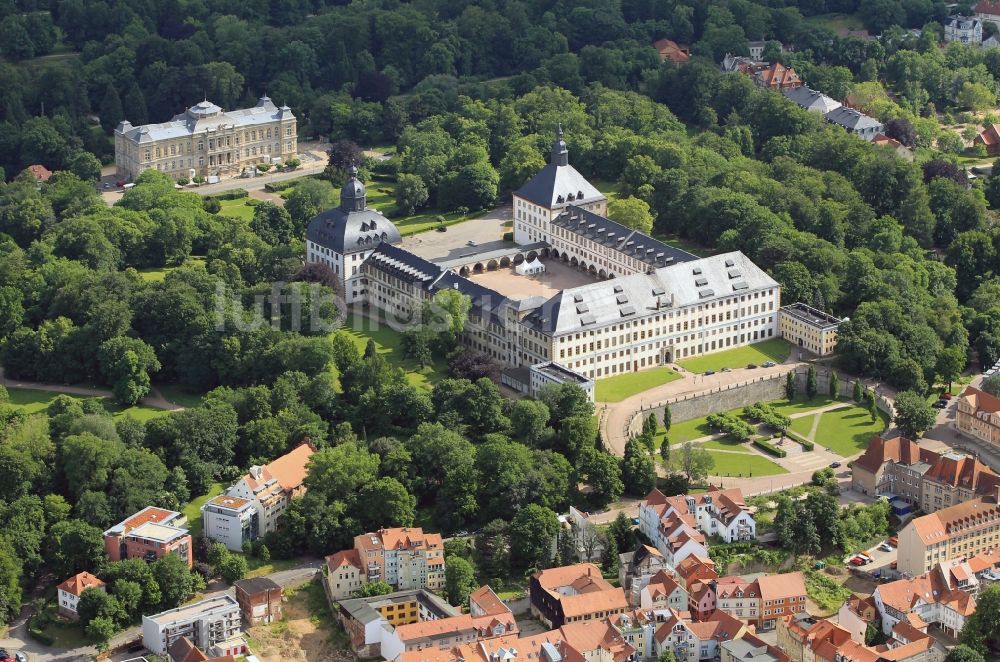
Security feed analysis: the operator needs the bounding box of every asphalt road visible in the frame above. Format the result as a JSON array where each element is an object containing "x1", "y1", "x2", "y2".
[{"x1": 0, "y1": 560, "x2": 322, "y2": 662}]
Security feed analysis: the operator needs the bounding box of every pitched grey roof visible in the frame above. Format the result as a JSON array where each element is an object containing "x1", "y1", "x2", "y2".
[
  {"x1": 782, "y1": 86, "x2": 842, "y2": 114},
  {"x1": 306, "y1": 173, "x2": 402, "y2": 255},
  {"x1": 522, "y1": 252, "x2": 778, "y2": 336},
  {"x1": 553, "y1": 206, "x2": 698, "y2": 270},
  {"x1": 116, "y1": 96, "x2": 294, "y2": 143},
  {"x1": 823, "y1": 107, "x2": 883, "y2": 132},
  {"x1": 431, "y1": 271, "x2": 511, "y2": 326},
  {"x1": 365, "y1": 242, "x2": 443, "y2": 286},
  {"x1": 514, "y1": 128, "x2": 605, "y2": 210}
]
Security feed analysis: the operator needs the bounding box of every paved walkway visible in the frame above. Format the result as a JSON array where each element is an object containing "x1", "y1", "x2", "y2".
[
  {"x1": 1, "y1": 368, "x2": 182, "y2": 413},
  {"x1": 0, "y1": 561, "x2": 322, "y2": 661}
]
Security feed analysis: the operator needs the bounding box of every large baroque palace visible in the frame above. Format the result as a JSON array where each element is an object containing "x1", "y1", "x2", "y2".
[
  {"x1": 114, "y1": 96, "x2": 297, "y2": 182},
  {"x1": 306, "y1": 129, "x2": 783, "y2": 385}
]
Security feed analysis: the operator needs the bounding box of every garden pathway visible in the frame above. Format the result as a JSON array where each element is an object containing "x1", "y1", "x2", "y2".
[{"x1": 0, "y1": 368, "x2": 182, "y2": 412}]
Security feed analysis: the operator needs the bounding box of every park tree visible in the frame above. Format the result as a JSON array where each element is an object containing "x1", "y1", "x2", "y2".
[
  {"x1": 99, "y1": 336, "x2": 161, "y2": 406},
  {"x1": 662, "y1": 405, "x2": 671, "y2": 432},
  {"x1": 961, "y1": 585, "x2": 1000, "y2": 653},
  {"x1": 284, "y1": 179, "x2": 335, "y2": 232},
  {"x1": 945, "y1": 645, "x2": 985, "y2": 662},
  {"x1": 853, "y1": 380, "x2": 864, "y2": 402},
  {"x1": 99, "y1": 84, "x2": 123, "y2": 133},
  {"x1": 893, "y1": 391, "x2": 937, "y2": 438},
  {"x1": 445, "y1": 556, "x2": 476, "y2": 606},
  {"x1": 579, "y1": 447, "x2": 623, "y2": 507},
  {"x1": 250, "y1": 202, "x2": 296, "y2": 246},
  {"x1": 354, "y1": 581, "x2": 393, "y2": 598},
  {"x1": 510, "y1": 504, "x2": 559, "y2": 569},
  {"x1": 354, "y1": 477, "x2": 416, "y2": 529},
  {"x1": 475, "y1": 519, "x2": 511, "y2": 579},
  {"x1": 86, "y1": 616, "x2": 118, "y2": 651},
  {"x1": 936, "y1": 345, "x2": 967, "y2": 391},
  {"x1": 151, "y1": 553, "x2": 195, "y2": 609},
  {"x1": 677, "y1": 442, "x2": 714, "y2": 483},
  {"x1": 608, "y1": 197, "x2": 654, "y2": 233},
  {"x1": 218, "y1": 554, "x2": 248, "y2": 583},
  {"x1": 786, "y1": 372, "x2": 797, "y2": 400},
  {"x1": 510, "y1": 399, "x2": 551, "y2": 446},
  {"x1": 982, "y1": 374, "x2": 1000, "y2": 397},
  {"x1": 46, "y1": 519, "x2": 105, "y2": 577},
  {"x1": 829, "y1": 371, "x2": 840, "y2": 398},
  {"x1": 327, "y1": 140, "x2": 363, "y2": 178},
  {"x1": 621, "y1": 438, "x2": 656, "y2": 496},
  {"x1": 0, "y1": 541, "x2": 22, "y2": 625},
  {"x1": 608, "y1": 512, "x2": 636, "y2": 552},
  {"x1": 67, "y1": 151, "x2": 102, "y2": 182},
  {"x1": 395, "y1": 173, "x2": 429, "y2": 215},
  {"x1": 806, "y1": 366, "x2": 818, "y2": 398}
]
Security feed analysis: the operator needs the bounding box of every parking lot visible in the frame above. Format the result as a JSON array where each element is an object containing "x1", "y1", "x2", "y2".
[{"x1": 846, "y1": 538, "x2": 898, "y2": 578}]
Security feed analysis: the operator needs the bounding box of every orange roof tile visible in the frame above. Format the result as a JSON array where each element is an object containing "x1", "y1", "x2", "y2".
[
  {"x1": 757, "y1": 571, "x2": 806, "y2": 602},
  {"x1": 470, "y1": 586, "x2": 510, "y2": 616},
  {"x1": 26, "y1": 164, "x2": 52, "y2": 182},
  {"x1": 266, "y1": 442, "x2": 315, "y2": 491},
  {"x1": 57, "y1": 571, "x2": 105, "y2": 597},
  {"x1": 326, "y1": 549, "x2": 362, "y2": 572}
]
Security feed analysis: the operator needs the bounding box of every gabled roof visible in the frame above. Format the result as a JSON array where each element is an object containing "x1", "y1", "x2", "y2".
[
  {"x1": 470, "y1": 585, "x2": 510, "y2": 616},
  {"x1": 824, "y1": 107, "x2": 882, "y2": 131},
  {"x1": 757, "y1": 572, "x2": 806, "y2": 602},
  {"x1": 782, "y1": 86, "x2": 842, "y2": 113},
  {"x1": 26, "y1": 164, "x2": 52, "y2": 182},
  {"x1": 262, "y1": 442, "x2": 315, "y2": 492},
  {"x1": 908, "y1": 495, "x2": 1000, "y2": 544},
  {"x1": 976, "y1": 0, "x2": 1000, "y2": 15},
  {"x1": 57, "y1": 571, "x2": 105, "y2": 597},
  {"x1": 961, "y1": 385, "x2": 1000, "y2": 413},
  {"x1": 653, "y1": 39, "x2": 690, "y2": 64}
]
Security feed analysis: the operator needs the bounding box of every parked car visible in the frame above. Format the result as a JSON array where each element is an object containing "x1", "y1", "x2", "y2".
[
  {"x1": 878, "y1": 543, "x2": 892, "y2": 552},
  {"x1": 747, "y1": 363, "x2": 758, "y2": 369},
  {"x1": 116, "y1": 179, "x2": 127, "y2": 187},
  {"x1": 850, "y1": 557, "x2": 865, "y2": 566},
  {"x1": 933, "y1": 400, "x2": 947, "y2": 409},
  {"x1": 762, "y1": 361, "x2": 776, "y2": 367},
  {"x1": 704, "y1": 370, "x2": 716, "y2": 376},
  {"x1": 941, "y1": 393, "x2": 952, "y2": 400},
  {"x1": 436, "y1": 226, "x2": 447, "y2": 232},
  {"x1": 467, "y1": 240, "x2": 477, "y2": 246},
  {"x1": 721, "y1": 367, "x2": 732, "y2": 372},
  {"x1": 830, "y1": 461, "x2": 841, "y2": 468},
  {"x1": 889, "y1": 536, "x2": 898, "y2": 546},
  {"x1": 890, "y1": 561, "x2": 898, "y2": 569}
]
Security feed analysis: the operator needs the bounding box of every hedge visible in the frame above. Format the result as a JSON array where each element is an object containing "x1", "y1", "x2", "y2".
[
  {"x1": 264, "y1": 176, "x2": 314, "y2": 192},
  {"x1": 753, "y1": 438, "x2": 786, "y2": 458},
  {"x1": 209, "y1": 189, "x2": 249, "y2": 201},
  {"x1": 29, "y1": 625, "x2": 54, "y2": 646},
  {"x1": 785, "y1": 429, "x2": 814, "y2": 451}
]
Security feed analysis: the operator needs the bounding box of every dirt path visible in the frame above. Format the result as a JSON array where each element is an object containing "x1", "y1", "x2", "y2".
[{"x1": 1, "y1": 369, "x2": 182, "y2": 412}]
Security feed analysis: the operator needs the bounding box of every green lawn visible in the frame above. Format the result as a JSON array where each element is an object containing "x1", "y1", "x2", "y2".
[
  {"x1": 705, "y1": 449, "x2": 788, "y2": 477},
  {"x1": 6, "y1": 387, "x2": 171, "y2": 422},
  {"x1": 662, "y1": 415, "x2": 714, "y2": 444},
  {"x1": 137, "y1": 256, "x2": 207, "y2": 282},
  {"x1": 595, "y1": 367, "x2": 682, "y2": 402},
  {"x1": 183, "y1": 483, "x2": 224, "y2": 539},
  {"x1": 157, "y1": 383, "x2": 206, "y2": 408},
  {"x1": 807, "y1": 11, "x2": 865, "y2": 32},
  {"x1": 677, "y1": 339, "x2": 792, "y2": 374},
  {"x1": 812, "y1": 405, "x2": 888, "y2": 456},
  {"x1": 218, "y1": 197, "x2": 258, "y2": 220},
  {"x1": 592, "y1": 179, "x2": 625, "y2": 200},
  {"x1": 246, "y1": 557, "x2": 301, "y2": 578},
  {"x1": 790, "y1": 413, "x2": 817, "y2": 438},
  {"x1": 769, "y1": 395, "x2": 841, "y2": 417},
  {"x1": 335, "y1": 314, "x2": 446, "y2": 389},
  {"x1": 700, "y1": 436, "x2": 754, "y2": 453}
]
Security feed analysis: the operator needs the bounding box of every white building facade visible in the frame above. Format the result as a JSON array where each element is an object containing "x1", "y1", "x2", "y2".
[{"x1": 142, "y1": 594, "x2": 241, "y2": 655}]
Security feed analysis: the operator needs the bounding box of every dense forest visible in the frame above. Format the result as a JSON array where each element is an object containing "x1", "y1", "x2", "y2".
[{"x1": 2, "y1": 0, "x2": 1000, "y2": 645}]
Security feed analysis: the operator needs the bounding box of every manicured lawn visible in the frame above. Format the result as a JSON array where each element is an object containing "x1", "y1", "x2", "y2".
[
  {"x1": 663, "y1": 415, "x2": 714, "y2": 444},
  {"x1": 594, "y1": 367, "x2": 682, "y2": 402},
  {"x1": 677, "y1": 339, "x2": 792, "y2": 374},
  {"x1": 700, "y1": 437, "x2": 754, "y2": 453},
  {"x1": 396, "y1": 209, "x2": 489, "y2": 236},
  {"x1": 41, "y1": 619, "x2": 93, "y2": 648},
  {"x1": 218, "y1": 197, "x2": 258, "y2": 220},
  {"x1": 705, "y1": 449, "x2": 787, "y2": 477},
  {"x1": 365, "y1": 180, "x2": 397, "y2": 213},
  {"x1": 812, "y1": 405, "x2": 888, "y2": 456},
  {"x1": 183, "y1": 483, "x2": 224, "y2": 539},
  {"x1": 769, "y1": 395, "x2": 841, "y2": 417},
  {"x1": 335, "y1": 314, "x2": 446, "y2": 389},
  {"x1": 790, "y1": 413, "x2": 817, "y2": 438},
  {"x1": 137, "y1": 256, "x2": 207, "y2": 282},
  {"x1": 6, "y1": 387, "x2": 171, "y2": 421}
]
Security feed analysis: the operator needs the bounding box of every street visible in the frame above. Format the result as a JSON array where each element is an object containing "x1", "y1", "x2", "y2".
[{"x1": 0, "y1": 560, "x2": 322, "y2": 662}]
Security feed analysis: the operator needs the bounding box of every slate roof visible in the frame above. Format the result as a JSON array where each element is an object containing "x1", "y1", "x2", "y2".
[
  {"x1": 522, "y1": 251, "x2": 778, "y2": 336},
  {"x1": 782, "y1": 86, "x2": 842, "y2": 114},
  {"x1": 515, "y1": 128, "x2": 605, "y2": 210},
  {"x1": 306, "y1": 170, "x2": 402, "y2": 255},
  {"x1": 552, "y1": 205, "x2": 697, "y2": 269},
  {"x1": 116, "y1": 95, "x2": 293, "y2": 143},
  {"x1": 824, "y1": 107, "x2": 883, "y2": 132},
  {"x1": 365, "y1": 242, "x2": 444, "y2": 286}
]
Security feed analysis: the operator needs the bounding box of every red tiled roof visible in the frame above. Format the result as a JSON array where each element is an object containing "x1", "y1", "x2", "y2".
[
  {"x1": 976, "y1": 0, "x2": 1000, "y2": 16},
  {"x1": 326, "y1": 549, "x2": 362, "y2": 571},
  {"x1": 26, "y1": 164, "x2": 52, "y2": 182},
  {"x1": 57, "y1": 571, "x2": 105, "y2": 597}
]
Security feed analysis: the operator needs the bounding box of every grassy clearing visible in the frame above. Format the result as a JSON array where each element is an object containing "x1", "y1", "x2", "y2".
[
  {"x1": 656, "y1": 234, "x2": 714, "y2": 258},
  {"x1": 246, "y1": 557, "x2": 301, "y2": 578},
  {"x1": 769, "y1": 395, "x2": 841, "y2": 417},
  {"x1": 183, "y1": 483, "x2": 224, "y2": 539},
  {"x1": 664, "y1": 416, "x2": 714, "y2": 444},
  {"x1": 807, "y1": 11, "x2": 866, "y2": 32},
  {"x1": 805, "y1": 569, "x2": 854, "y2": 616},
  {"x1": 790, "y1": 413, "x2": 818, "y2": 438},
  {"x1": 157, "y1": 383, "x2": 206, "y2": 408},
  {"x1": 705, "y1": 449, "x2": 787, "y2": 477},
  {"x1": 137, "y1": 256, "x2": 207, "y2": 282},
  {"x1": 6, "y1": 387, "x2": 171, "y2": 422},
  {"x1": 700, "y1": 437, "x2": 754, "y2": 453},
  {"x1": 218, "y1": 197, "x2": 259, "y2": 220},
  {"x1": 813, "y1": 405, "x2": 888, "y2": 456},
  {"x1": 595, "y1": 367, "x2": 682, "y2": 402},
  {"x1": 677, "y1": 338, "x2": 792, "y2": 374},
  {"x1": 335, "y1": 314, "x2": 446, "y2": 389}
]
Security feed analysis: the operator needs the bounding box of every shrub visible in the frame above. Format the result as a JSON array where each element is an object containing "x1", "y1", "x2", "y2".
[
  {"x1": 177, "y1": 177, "x2": 189, "y2": 185},
  {"x1": 256, "y1": 163, "x2": 272, "y2": 172},
  {"x1": 214, "y1": 189, "x2": 249, "y2": 200},
  {"x1": 265, "y1": 177, "x2": 309, "y2": 193},
  {"x1": 753, "y1": 438, "x2": 786, "y2": 457},
  {"x1": 785, "y1": 429, "x2": 814, "y2": 451},
  {"x1": 192, "y1": 175, "x2": 205, "y2": 184},
  {"x1": 285, "y1": 157, "x2": 301, "y2": 169}
]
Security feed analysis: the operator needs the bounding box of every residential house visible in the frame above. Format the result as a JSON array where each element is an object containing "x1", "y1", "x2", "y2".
[
  {"x1": 639, "y1": 571, "x2": 688, "y2": 611},
  {"x1": 720, "y1": 635, "x2": 789, "y2": 662},
  {"x1": 619, "y1": 545, "x2": 670, "y2": 605},
  {"x1": 167, "y1": 635, "x2": 240, "y2": 662},
  {"x1": 382, "y1": 603, "x2": 517, "y2": 661},
  {"x1": 675, "y1": 556, "x2": 719, "y2": 592},
  {"x1": 142, "y1": 594, "x2": 241, "y2": 656},
  {"x1": 338, "y1": 588, "x2": 458, "y2": 658},
  {"x1": 653, "y1": 39, "x2": 690, "y2": 64},
  {"x1": 104, "y1": 506, "x2": 192, "y2": 568},
  {"x1": 655, "y1": 609, "x2": 747, "y2": 662},
  {"x1": 714, "y1": 576, "x2": 759, "y2": 623},
  {"x1": 873, "y1": 566, "x2": 978, "y2": 637},
  {"x1": 25, "y1": 164, "x2": 52, "y2": 183},
  {"x1": 57, "y1": 572, "x2": 105, "y2": 620},
  {"x1": 975, "y1": 0, "x2": 1000, "y2": 27},
  {"x1": 609, "y1": 608, "x2": 661, "y2": 660},
  {"x1": 325, "y1": 549, "x2": 365, "y2": 600},
  {"x1": 747, "y1": 41, "x2": 770, "y2": 59},
  {"x1": 824, "y1": 107, "x2": 884, "y2": 141},
  {"x1": 777, "y1": 613, "x2": 853, "y2": 662},
  {"x1": 753, "y1": 63, "x2": 802, "y2": 90},
  {"x1": 850, "y1": 435, "x2": 1000, "y2": 514},
  {"x1": 529, "y1": 563, "x2": 629, "y2": 628},
  {"x1": 756, "y1": 572, "x2": 808, "y2": 631},
  {"x1": 837, "y1": 595, "x2": 880, "y2": 643},
  {"x1": 982, "y1": 33, "x2": 1000, "y2": 47},
  {"x1": 721, "y1": 54, "x2": 768, "y2": 74},
  {"x1": 639, "y1": 488, "x2": 755, "y2": 563},
  {"x1": 945, "y1": 16, "x2": 983, "y2": 44},
  {"x1": 233, "y1": 577, "x2": 282, "y2": 626},
  {"x1": 782, "y1": 88, "x2": 842, "y2": 115},
  {"x1": 896, "y1": 492, "x2": 1000, "y2": 575},
  {"x1": 687, "y1": 578, "x2": 717, "y2": 621},
  {"x1": 974, "y1": 124, "x2": 1000, "y2": 157},
  {"x1": 872, "y1": 135, "x2": 914, "y2": 161},
  {"x1": 957, "y1": 385, "x2": 1000, "y2": 445},
  {"x1": 208, "y1": 442, "x2": 315, "y2": 545},
  {"x1": 351, "y1": 527, "x2": 446, "y2": 592}
]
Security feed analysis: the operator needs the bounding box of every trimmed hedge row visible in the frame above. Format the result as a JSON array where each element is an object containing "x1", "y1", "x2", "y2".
[
  {"x1": 209, "y1": 188, "x2": 249, "y2": 201},
  {"x1": 785, "y1": 429, "x2": 815, "y2": 451},
  {"x1": 753, "y1": 437, "x2": 787, "y2": 458}
]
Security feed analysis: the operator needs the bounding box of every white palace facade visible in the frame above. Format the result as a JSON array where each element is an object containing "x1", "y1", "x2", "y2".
[{"x1": 305, "y1": 128, "x2": 781, "y2": 381}]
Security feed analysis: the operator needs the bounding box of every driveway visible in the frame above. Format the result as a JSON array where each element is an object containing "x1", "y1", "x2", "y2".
[{"x1": 400, "y1": 206, "x2": 512, "y2": 262}]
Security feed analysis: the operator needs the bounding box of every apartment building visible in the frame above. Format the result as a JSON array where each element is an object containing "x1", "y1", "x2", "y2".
[
  {"x1": 349, "y1": 527, "x2": 446, "y2": 592},
  {"x1": 142, "y1": 594, "x2": 241, "y2": 656},
  {"x1": 114, "y1": 96, "x2": 296, "y2": 182},
  {"x1": 778, "y1": 303, "x2": 842, "y2": 357},
  {"x1": 639, "y1": 488, "x2": 755, "y2": 562},
  {"x1": 104, "y1": 506, "x2": 192, "y2": 567},
  {"x1": 654, "y1": 608, "x2": 747, "y2": 662},
  {"x1": 756, "y1": 572, "x2": 808, "y2": 630},
  {"x1": 638, "y1": 570, "x2": 688, "y2": 611},
  {"x1": 714, "y1": 576, "x2": 759, "y2": 622},
  {"x1": 337, "y1": 588, "x2": 459, "y2": 658},
  {"x1": 945, "y1": 16, "x2": 983, "y2": 43},
  {"x1": 57, "y1": 571, "x2": 104, "y2": 619},
  {"x1": 675, "y1": 556, "x2": 719, "y2": 592},
  {"x1": 204, "y1": 442, "x2": 315, "y2": 548},
  {"x1": 836, "y1": 595, "x2": 879, "y2": 643},
  {"x1": 956, "y1": 385, "x2": 1000, "y2": 446},
  {"x1": 325, "y1": 549, "x2": 365, "y2": 600},
  {"x1": 619, "y1": 545, "x2": 670, "y2": 605},
  {"x1": 897, "y1": 493, "x2": 1000, "y2": 576},
  {"x1": 777, "y1": 614, "x2": 853, "y2": 662},
  {"x1": 233, "y1": 577, "x2": 282, "y2": 626},
  {"x1": 851, "y1": 435, "x2": 1000, "y2": 513},
  {"x1": 529, "y1": 563, "x2": 629, "y2": 628}
]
